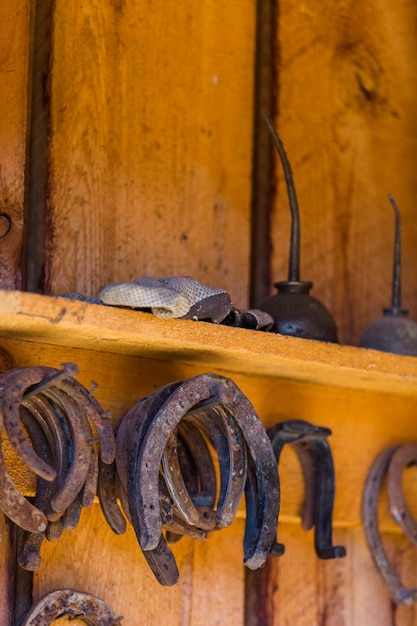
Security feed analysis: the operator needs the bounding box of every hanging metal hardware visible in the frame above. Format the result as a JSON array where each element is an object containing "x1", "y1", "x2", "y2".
[
  {"x1": 0, "y1": 363, "x2": 115, "y2": 570},
  {"x1": 359, "y1": 195, "x2": 417, "y2": 355},
  {"x1": 111, "y1": 373, "x2": 280, "y2": 585},
  {"x1": 386, "y1": 443, "x2": 417, "y2": 545},
  {"x1": 20, "y1": 588, "x2": 122, "y2": 625},
  {"x1": 267, "y1": 419, "x2": 346, "y2": 559},
  {"x1": 258, "y1": 112, "x2": 339, "y2": 343},
  {"x1": 362, "y1": 444, "x2": 417, "y2": 605}
]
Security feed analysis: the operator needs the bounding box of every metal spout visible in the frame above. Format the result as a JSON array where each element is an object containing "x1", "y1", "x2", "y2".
[
  {"x1": 258, "y1": 112, "x2": 338, "y2": 343},
  {"x1": 359, "y1": 195, "x2": 417, "y2": 356}
]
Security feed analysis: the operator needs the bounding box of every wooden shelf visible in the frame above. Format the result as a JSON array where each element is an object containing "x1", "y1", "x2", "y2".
[
  {"x1": 1, "y1": 289, "x2": 417, "y2": 395},
  {"x1": 1, "y1": 289, "x2": 417, "y2": 533}
]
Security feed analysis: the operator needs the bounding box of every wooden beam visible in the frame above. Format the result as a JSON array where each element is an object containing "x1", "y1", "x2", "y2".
[
  {"x1": 270, "y1": 0, "x2": 417, "y2": 345},
  {"x1": 1, "y1": 290, "x2": 417, "y2": 532},
  {"x1": 42, "y1": 0, "x2": 256, "y2": 310},
  {"x1": 0, "y1": 2, "x2": 31, "y2": 289}
]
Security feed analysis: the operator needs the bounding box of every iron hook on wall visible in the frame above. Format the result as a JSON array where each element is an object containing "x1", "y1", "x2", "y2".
[{"x1": 267, "y1": 419, "x2": 346, "y2": 560}]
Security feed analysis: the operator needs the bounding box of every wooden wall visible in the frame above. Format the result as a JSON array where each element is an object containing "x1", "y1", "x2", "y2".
[
  {"x1": 267, "y1": 0, "x2": 417, "y2": 346},
  {"x1": 1, "y1": 0, "x2": 417, "y2": 624},
  {"x1": 4, "y1": 0, "x2": 417, "y2": 339},
  {"x1": 0, "y1": 2, "x2": 31, "y2": 623},
  {"x1": 41, "y1": 0, "x2": 256, "y2": 310},
  {"x1": 0, "y1": 1, "x2": 30, "y2": 289}
]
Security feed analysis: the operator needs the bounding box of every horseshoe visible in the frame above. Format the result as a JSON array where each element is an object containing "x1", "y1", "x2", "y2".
[
  {"x1": 177, "y1": 419, "x2": 216, "y2": 507},
  {"x1": 0, "y1": 366, "x2": 62, "y2": 480},
  {"x1": 183, "y1": 402, "x2": 247, "y2": 529},
  {"x1": 116, "y1": 383, "x2": 182, "y2": 585},
  {"x1": 54, "y1": 376, "x2": 115, "y2": 465},
  {"x1": 0, "y1": 423, "x2": 48, "y2": 533},
  {"x1": 161, "y1": 402, "x2": 246, "y2": 532},
  {"x1": 386, "y1": 443, "x2": 417, "y2": 545},
  {"x1": 22, "y1": 394, "x2": 70, "y2": 518},
  {"x1": 41, "y1": 387, "x2": 92, "y2": 514},
  {"x1": 133, "y1": 374, "x2": 279, "y2": 570},
  {"x1": 362, "y1": 445, "x2": 417, "y2": 605},
  {"x1": 0, "y1": 363, "x2": 115, "y2": 569},
  {"x1": 20, "y1": 589, "x2": 122, "y2": 625},
  {"x1": 97, "y1": 458, "x2": 127, "y2": 536}
]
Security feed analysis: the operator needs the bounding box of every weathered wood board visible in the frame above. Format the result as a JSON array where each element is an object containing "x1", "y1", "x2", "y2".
[
  {"x1": 41, "y1": 0, "x2": 256, "y2": 310},
  {"x1": 2, "y1": 293, "x2": 417, "y2": 624},
  {"x1": 2, "y1": 294, "x2": 417, "y2": 533},
  {"x1": 268, "y1": 0, "x2": 417, "y2": 346},
  {"x1": 246, "y1": 525, "x2": 417, "y2": 626},
  {"x1": 0, "y1": 514, "x2": 15, "y2": 626},
  {"x1": 2, "y1": 0, "x2": 417, "y2": 623},
  {"x1": 33, "y1": 506, "x2": 245, "y2": 626},
  {"x1": 0, "y1": 1, "x2": 30, "y2": 289}
]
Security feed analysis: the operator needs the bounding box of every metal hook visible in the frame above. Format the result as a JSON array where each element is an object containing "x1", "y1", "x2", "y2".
[{"x1": 268, "y1": 419, "x2": 346, "y2": 559}]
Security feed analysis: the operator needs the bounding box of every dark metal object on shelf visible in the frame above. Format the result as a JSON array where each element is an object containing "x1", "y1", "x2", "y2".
[
  {"x1": 359, "y1": 195, "x2": 417, "y2": 356},
  {"x1": 258, "y1": 112, "x2": 338, "y2": 343},
  {"x1": 20, "y1": 588, "x2": 122, "y2": 625},
  {"x1": 268, "y1": 419, "x2": 346, "y2": 559},
  {"x1": 221, "y1": 307, "x2": 274, "y2": 331},
  {"x1": 362, "y1": 444, "x2": 417, "y2": 605}
]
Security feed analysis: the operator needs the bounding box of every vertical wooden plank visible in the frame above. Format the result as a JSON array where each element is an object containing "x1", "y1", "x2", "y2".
[
  {"x1": 0, "y1": 1, "x2": 31, "y2": 290},
  {"x1": 351, "y1": 528, "x2": 417, "y2": 626},
  {"x1": 246, "y1": 524, "x2": 417, "y2": 626},
  {"x1": 0, "y1": 514, "x2": 15, "y2": 626},
  {"x1": 44, "y1": 0, "x2": 256, "y2": 309},
  {"x1": 190, "y1": 519, "x2": 245, "y2": 625},
  {"x1": 34, "y1": 505, "x2": 245, "y2": 626},
  {"x1": 0, "y1": 349, "x2": 18, "y2": 624},
  {"x1": 268, "y1": 0, "x2": 417, "y2": 345},
  {"x1": 246, "y1": 525, "x2": 352, "y2": 626}
]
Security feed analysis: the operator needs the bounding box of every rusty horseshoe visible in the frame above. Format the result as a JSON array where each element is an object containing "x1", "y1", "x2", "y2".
[
  {"x1": 20, "y1": 589, "x2": 122, "y2": 625},
  {"x1": 362, "y1": 445, "x2": 417, "y2": 605}
]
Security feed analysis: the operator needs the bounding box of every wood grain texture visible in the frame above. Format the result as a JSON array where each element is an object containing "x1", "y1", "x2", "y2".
[
  {"x1": 2, "y1": 297, "x2": 417, "y2": 623},
  {"x1": 4, "y1": 342, "x2": 417, "y2": 534},
  {"x1": 0, "y1": 514, "x2": 15, "y2": 626},
  {"x1": 269, "y1": 0, "x2": 417, "y2": 345},
  {"x1": 33, "y1": 504, "x2": 245, "y2": 626},
  {"x1": 0, "y1": 4, "x2": 30, "y2": 618},
  {"x1": 1, "y1": 290, "x2": 417, "y2": 398},
  {"x1": 44, "y1": 0, "x2": 255, "y2": 309},
  {"x1": 247, "y1": 525, "x2": 417, "y2": 626},
  {"x1": 0, "y1": 1, "x2": 30, "y2": 289},
  {"x1": 2, "y1": 292, "x2": 417, "y2": 532}
]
